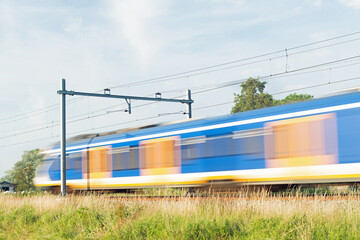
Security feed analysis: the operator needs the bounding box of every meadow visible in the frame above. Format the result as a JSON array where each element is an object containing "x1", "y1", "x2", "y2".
[{"x1": 0, "y1": 189, "x2": 359, "y2": 239}]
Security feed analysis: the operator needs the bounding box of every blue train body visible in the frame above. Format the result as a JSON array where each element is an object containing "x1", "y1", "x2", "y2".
[{"x1": 35, "y1": 89, "x2": 360, "y2": 190}]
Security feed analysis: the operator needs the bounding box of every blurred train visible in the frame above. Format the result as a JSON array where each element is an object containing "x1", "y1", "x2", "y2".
[{"x1": 34, "y1": 89, "x2": 360, "y2": 191}]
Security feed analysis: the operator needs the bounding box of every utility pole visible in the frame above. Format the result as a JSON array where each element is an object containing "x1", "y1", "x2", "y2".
[
  {"x1": 60, "y1": 79, "x2": 66, "y2": 196},
  {"x1": 57, "y1": 79, "x2": 194, "y2": 197},
  {"x1": 187, "y1": 89, "x2": 192, "y2": 119}
]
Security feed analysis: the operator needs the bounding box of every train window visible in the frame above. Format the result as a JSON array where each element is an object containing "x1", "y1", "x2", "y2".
[
  {"x1": 56, "y1": 154, "x2": 75, "y2": 170},
  {"x1": 130, "y1": 146, "x2": 139, "y2": 169},
  {"x1": 205, "y1": 135, "x2": 232, "y2": 157},
  {"x1": 53, "y1": 155, "x2": 60, "y2": 171},
  {"x1": 53, "y1": 152, "x2": 82, "y2": 170},
  {"x1": 181, "y1": 136, "x2": 206, "y2": 160},
  {"x1": 182, "y1": 144, "x2": 197, "y2": 160},
  {"x1": 323, "y1": 118, "x2": 338, "y2": 156},
  {"x1": 66, "y1": 154, "x2": 70, "y2": 170},
  {"x1": 112, "y1": 146, "x2": 139, "y2": 170},
  {"x1": 232, "y1": 128, "x2": 263, "y2": 155},
  {"x1": 113, "y1": 147, "x2": 130, "y2": 170},
  {"x1": 70, "y1": 152, "x2": 82, "y2": 170},
  {"x1": 243, "y1": 136, "x2": 262, "y2": 155}
]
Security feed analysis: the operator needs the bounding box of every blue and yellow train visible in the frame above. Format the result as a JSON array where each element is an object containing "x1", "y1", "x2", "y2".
[{"x1": 34, "y1": 89, "x2": 360, "y2": 191}]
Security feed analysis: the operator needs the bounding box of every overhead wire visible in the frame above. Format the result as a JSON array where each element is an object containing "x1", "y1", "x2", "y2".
[
  {"x1": 31, "y1": 38, "x2": 360, "y2": 129},
  {"x1": 1, "y1": 30, "x2": 360, "y2": 142},
  {"x1": 48, "y1": 55, "x2": 360, "y2": 123},
  {"x1": 193, "y1": 75, "x2": 360, "y2": 112},
  {"x1": 0, "y1": 135, "x2": 60, "y2": 149},
  {"x1": 1, "y1": 54, "x2": 360, "y2": 138},
  {"x1": 107, "y1": 31, "x2": 360, "y2": 90},
  {"x1": 49, "y1": 74, "x2": 360, "y2": 138},
  {"x1": 0, "y1": 73, "x2": 359, "y2": 149},
  {"x1": 0, "y1": 89, "x2": 104, "y2": 124},
  {"x1": 106, "y1": 36, "x2": 360, "y2": 89},
  {"x1": 2, "y1": 30, "x2": 358, "y2": 125},
  {"x1": 190, "y1": 55, "x2": 360, "y2": 95},
  {"x1": 0, "y1": 97, "x2": 89, "y2": 126}
]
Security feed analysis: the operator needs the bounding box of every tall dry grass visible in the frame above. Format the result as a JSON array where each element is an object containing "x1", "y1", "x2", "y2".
[{"x1": 0, "y1": 189, "x2": 359, "y2": 239}]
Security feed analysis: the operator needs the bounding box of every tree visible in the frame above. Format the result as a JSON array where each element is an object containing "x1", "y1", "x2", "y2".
[
  {"x1": 231, "y1": 77, "x2": 313, "y2": 113},
  {"x1": 273, "y1": 93, "x2": 313, "y2": 106},
  {"x1": 1, "y1": 149, "x2": 44, "y2": 191},
  {"x1": 231, "y1": 77, "x2": 274, "y2": 113}
]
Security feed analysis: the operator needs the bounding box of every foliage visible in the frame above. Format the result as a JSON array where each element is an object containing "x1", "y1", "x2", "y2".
[
  {"x1": 0, "y1": 193, "x2": 359, "y2": 239},
  {"x1": 231, "y1": 77, "x2": 273, "y2": 114},
  {"x1": 273, "y1": 92, "x2": 313, "y2": 106},
  {"x1": 231, "y1": 77, "x2": 313, "y2": 113},
  {"x1": 1, "y1": 149, "x2": 44, "y2": 191}
]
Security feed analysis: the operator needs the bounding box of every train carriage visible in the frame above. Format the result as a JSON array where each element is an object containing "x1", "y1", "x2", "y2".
[{"x1": 34, "y1": 89, "x2": 360, "y2": 191}]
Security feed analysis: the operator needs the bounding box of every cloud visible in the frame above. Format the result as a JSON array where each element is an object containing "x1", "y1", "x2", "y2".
[
  {"x1": 22, "y1": 88, "x2": 47, "y2": 127},
  {"x1": 337, "y1": 0, "x2": 360, "y2": 9},
  {"x1": 108, "y1": 0, "x2": 164, "y2": 65},
  {"x1": 63, "y1": 17, "x2": 83, "y2": 34},
  {"x1": 305, "y1": 0, "x2": 322, "y2": 7}
]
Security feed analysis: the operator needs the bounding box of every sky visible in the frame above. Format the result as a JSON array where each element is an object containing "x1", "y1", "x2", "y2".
[{"x1": 0, "y1": 0, "x2": 360, "y2": 177}]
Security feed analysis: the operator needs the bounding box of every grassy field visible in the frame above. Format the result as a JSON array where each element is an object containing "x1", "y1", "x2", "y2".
[{"x1": 0, "y1": 190, "x2": 359, "y2": 239}]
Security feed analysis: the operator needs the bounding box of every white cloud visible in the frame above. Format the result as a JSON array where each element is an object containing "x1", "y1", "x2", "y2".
[
  {"x1": 338, "y1": 0, "x2": 360, "y2": 9},
  {"x1": 305, "y1": 0, "x2": 322, "y2": 7},
  {"x1": 63, "y1": 17, "x2": 83, "y2": 34},
  {"x1": 108, "y1": 0, "x2": 164, "y2": 65},
  {"x1": 23, "y1": 88, "x2": 47, "y2": 127}
]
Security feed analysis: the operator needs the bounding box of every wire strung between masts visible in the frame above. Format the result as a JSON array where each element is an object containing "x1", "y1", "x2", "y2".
[{"x1": 1, "y1": 30, "x2": 360, "y2": 123}]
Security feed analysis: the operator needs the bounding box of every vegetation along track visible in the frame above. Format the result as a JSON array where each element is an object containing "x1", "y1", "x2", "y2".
[{"x1": 106, "y1": 193, "x2": 360, "y2": 202}]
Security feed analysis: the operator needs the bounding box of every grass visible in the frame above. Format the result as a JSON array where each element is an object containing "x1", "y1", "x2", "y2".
[{"x1": 0, "y1": 189, "x2": 360, "y2": 239}]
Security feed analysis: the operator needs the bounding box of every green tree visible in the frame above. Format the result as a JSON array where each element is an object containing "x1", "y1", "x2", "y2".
[
  {"x1": 273, "y1": 93, "x2": 313, "y2": 106},
  {"x1": 1, "y1": 149, "x2": 44, "y2": 191},
  {"x1": 231, "y1": 77, "x2": 274, "y2": 113},
  {"x1": 231, "y1": 77, "x2": 313, "y2": 113}
]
